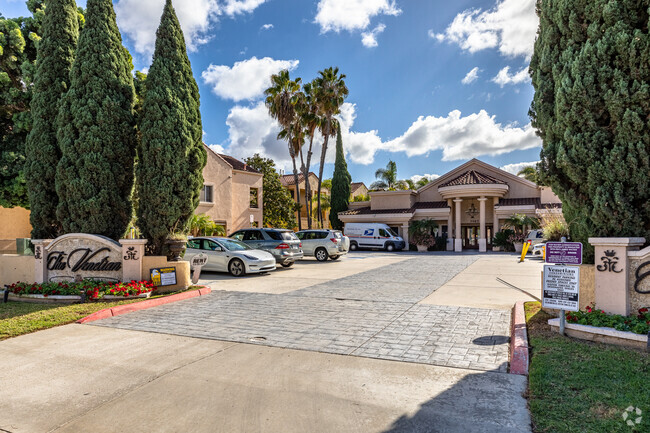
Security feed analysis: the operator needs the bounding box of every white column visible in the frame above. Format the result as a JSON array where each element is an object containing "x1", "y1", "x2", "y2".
[
  {"x1": 478, "y1": 197, "x2": 487, "y2": 252},
  {"x1": 454, "y1": 198, "x2": 463, "y2": 252},
  {"x1": 493, "y1": 198, "x2": 500, "y2": 233},
  {"x1": 402, "y1": 223, "x2": 410, "y2": 250},
  {"x1": 32, "y1": 239, "x2": 52, "y2": 284},
  {"x1": 447, "y1": 200, "x2": 453, "y2": 251}
]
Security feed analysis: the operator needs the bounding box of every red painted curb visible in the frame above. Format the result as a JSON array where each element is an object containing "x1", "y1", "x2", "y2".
[
  {"x1": 76, "y1": 286, "x2": 211, "y2": 324},
  {"x1": 510, "y1": 301, "x2": 529, "y2": 376}
]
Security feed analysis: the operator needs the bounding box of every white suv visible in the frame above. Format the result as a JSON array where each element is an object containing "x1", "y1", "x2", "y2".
[{"x1": 295, "y1": 230, "x2": 349, "y2": 261}]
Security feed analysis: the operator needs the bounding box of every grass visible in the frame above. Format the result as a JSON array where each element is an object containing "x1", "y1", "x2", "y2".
[
  {"x1": 525, "y1": 301, "x2": 650, "y2": 433},
  {"x1": 0, "y1": 286, "x2": 203, "y2": 341}
]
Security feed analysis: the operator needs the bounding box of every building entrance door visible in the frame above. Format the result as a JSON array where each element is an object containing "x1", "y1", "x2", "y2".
[{"x1": 462, "y1": 226, "x2": 493, "y2": 250}]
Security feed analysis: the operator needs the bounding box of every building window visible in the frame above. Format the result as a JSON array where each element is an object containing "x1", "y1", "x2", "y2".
[
  {"x1": 250, "y1": 188, "x2": 259, "y2": 208},
  {"x1": 200, "y1": 185, "x2": 213, "y2": 203}
]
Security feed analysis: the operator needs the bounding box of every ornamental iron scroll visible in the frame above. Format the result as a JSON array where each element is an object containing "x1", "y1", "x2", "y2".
[
  {"x1": 124, "y1": 246, "x2": 138, "y2": 261},
  {"x1": 597, "y1": 250, "x2": 623, "y2": 273},
  {"x1": 634, "y1": 261, "x2": 650, "y2": 294}
]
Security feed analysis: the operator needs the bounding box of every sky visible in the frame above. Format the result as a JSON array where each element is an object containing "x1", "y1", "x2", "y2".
[{"x1": 2, "y1": 0, "x2": 541, "y2": 186}]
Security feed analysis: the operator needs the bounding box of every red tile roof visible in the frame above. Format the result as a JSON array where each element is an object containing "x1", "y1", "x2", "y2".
[
  {"x1": 339, "y1": 201, "x2": 449, "y2": 216},
  {"x1": 496, "y1": 197, "x2": 563, "y2": 209},
  {"x1": 439, "y1": 170, "x2": 507, "y2": 188},
  {"x1": 350, "y1": 182, "x2": 367, "y2": 194},
  {"x1": 280, "y1": 172, "x2": 317, "y2": 186},
  {"x1": 218, "y1": 154, "x2": 260, "y2": 174}
]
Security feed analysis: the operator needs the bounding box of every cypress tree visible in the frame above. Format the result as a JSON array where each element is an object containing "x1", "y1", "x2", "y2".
[
  {"x1": 530, "y1": 0, "x2": 650, "y2": 260},
  {"x1": 24, "y1": 0, "x2": 79, "y2": 239},
  {"x1": 136, "y1": 0, "x2": 206, "y2": 255},
  {"x1": 55, "y1": 0, "x2": 136, "y2": 240},
  {"x1": 329, "y1": 123, "x2": 351, "y2": 230}
]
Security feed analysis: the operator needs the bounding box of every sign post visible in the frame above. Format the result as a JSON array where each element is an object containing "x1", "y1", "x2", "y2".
[
  {"x1": 543, "y1": 240, "x2": 582, "y2": 335},
  {"x1": 191, "y1": 253, "x2": 208, "y2": 284}
]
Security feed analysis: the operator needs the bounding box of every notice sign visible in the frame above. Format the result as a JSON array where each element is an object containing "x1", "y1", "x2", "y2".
[
  {"x1": 545, "y1": 242, "x2": 583, "y2": 265},
  {"x1": 542, "y1": 265, "x2": 580, "y2": 311},
  {"x1": 151, "y1": 267, "x2": 177, "y2": 286}
]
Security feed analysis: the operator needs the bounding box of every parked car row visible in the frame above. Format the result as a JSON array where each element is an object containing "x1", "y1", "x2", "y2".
[{"x1": 184, "y1": 228, "x2": 350, "y2": 277}]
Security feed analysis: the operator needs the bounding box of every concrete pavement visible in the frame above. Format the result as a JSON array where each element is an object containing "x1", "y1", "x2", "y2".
[{"x1": 0, "y1": 325, "x2": 530, "y2": 433}]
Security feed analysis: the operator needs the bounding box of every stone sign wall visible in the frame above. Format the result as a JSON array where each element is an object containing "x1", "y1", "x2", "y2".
[{"x1": 628, "y1": 246, "x2": 650, "y2": 313}]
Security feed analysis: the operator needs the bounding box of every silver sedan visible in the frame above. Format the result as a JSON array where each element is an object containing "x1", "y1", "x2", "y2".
[{"x1": 185, "y1": 237, "x2": 276, "y2": 277}]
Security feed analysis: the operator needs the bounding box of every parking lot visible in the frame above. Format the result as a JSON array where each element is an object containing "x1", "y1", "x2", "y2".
[{"x1": 92, "y1": 252, "x2": 525, "y2": 372}]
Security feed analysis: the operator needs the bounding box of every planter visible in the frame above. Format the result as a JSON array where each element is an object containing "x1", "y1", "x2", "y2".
[
  {"x1": 513, "y1": 242, "x2": 523, "y2": 253},
  {"x1": 165, "y1": 239, "x2": 186, "y2": 262},
  {"x1": 492, "y1": 246, "x2": 502, "y2": 252},
  {"x1": 416, "y1": 245, "x2": 429, "y2": 252},
  {"x1": 7, "y1": 293, "x2": 81, "y2": 304},
  {"x1": 102, "y1": 292, "x2": 152, "y2": 300},
  {"x1": 548, "y1": 318, "x2": 648, "y2": 351}
]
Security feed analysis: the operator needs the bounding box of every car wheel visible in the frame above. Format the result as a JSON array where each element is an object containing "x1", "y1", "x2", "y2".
[
  {"x1": 315, "y1": 248, "x2": 329, "y2": 262},
  {"x1": 281, "y1": 262, "x2": 294, "y2": 268},
  {"x1": 385, "y1": 243, "x2": 395, "y2": 252},
  {"x1": 330, "y1": 255, "x2": 340, "y2": 261},
  {"x1": 349, "y1": 242, "x2": 358, "y2": 251},
  {"x1": 228, "y1": 259, "x2": 246, "y2": 277}
]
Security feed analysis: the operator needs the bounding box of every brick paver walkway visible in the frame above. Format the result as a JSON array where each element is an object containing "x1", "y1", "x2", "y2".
[{"x1": 92, "y1": 255, "x2": 511, "y2": 372}]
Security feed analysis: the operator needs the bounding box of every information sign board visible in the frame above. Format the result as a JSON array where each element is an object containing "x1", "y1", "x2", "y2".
[
  {"x1": 545, "y1": 242, "x2": 583, "y2": 265},
  {"x1": 151, "y1": 267, "x2": 177, "y2": 286},
  {"x1": 542, "y1": 265, "x2": 580, "y2": 311}
]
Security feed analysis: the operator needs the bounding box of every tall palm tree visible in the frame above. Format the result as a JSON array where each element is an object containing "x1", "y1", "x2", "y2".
[
  {"x1": 299, "y1": 80, "x2": 322, "y2": 229},
  {"x1": 265, "y1": 70, "x2": 304, "y2": 229},
  {"x1": 278, "y1": 114, "x2": 310, "y2": 227},
  {"x1": 314, "y1": 67, "x2": 348, "y2": 227},
  {"x1": 370, "y1": 160, "x2": 408, "y2": 190}
]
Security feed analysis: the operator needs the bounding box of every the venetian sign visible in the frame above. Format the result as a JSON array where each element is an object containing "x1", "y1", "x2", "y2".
[{"x1": 46, "y1": 234, "x2": 123, "y2": 282}]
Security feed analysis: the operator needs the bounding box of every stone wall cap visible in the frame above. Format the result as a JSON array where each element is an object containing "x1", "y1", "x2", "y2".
[
  {"x1": 119, "y1": 239, "x2": 149, "y2": 245},
  {"x1": 588, "y1": 237, "x2": 646, "y2": 246},
  {"x1": 548, "y1": 318, "x2": 648, "y2": 342}
]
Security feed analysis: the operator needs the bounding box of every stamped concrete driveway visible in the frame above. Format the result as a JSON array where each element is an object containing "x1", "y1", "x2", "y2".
[{"x1": 93, "y1": 254, "x2": 511, "y2": 372}]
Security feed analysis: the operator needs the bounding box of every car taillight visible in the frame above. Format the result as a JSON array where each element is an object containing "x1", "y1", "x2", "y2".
[
  {"x1": 275, "y1": 243, "x2": 290, "y2": 249},
  {"x1": 299, "y1": 242, "x2": 302, "y2": 248},
  {"x1": 330, "y1": 238, "x2": 337, "y2": 243}
]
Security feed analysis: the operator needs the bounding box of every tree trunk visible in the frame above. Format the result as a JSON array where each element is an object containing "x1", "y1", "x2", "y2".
[
  {"x1": 304, "y1": 132, "x2": 316, "y2": 229},
  {"x1": 317, "y1": 121, "x2": 330, "y2": 228},
  {"x1": 289, "y1": 140, "x2": 302, "y2": 231},
  {"x1": 299, "y1": 146, "x2": 311, "y2": 229}
]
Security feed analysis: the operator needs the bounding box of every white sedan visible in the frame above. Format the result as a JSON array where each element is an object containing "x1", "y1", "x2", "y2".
[{"x1": 185, "y1": 237, "x2": 276, "y2": 277}]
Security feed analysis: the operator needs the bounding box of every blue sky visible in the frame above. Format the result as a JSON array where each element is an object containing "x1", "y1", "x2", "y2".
[{"x1": 3, "y1": 0, "x2": 541, "y2": 186}]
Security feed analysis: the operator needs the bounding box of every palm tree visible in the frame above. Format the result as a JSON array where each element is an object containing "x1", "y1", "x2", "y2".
[
  {"x1": 503, "y1": 213, "x2": 540, "y2": 234},
  {"x1": 517, "y1": 166, "x2": 539, "y2": 184},
  {"x1": 314, "y1": 67, "x2": 348, "y2": 228},
  {"x1": 265, "y1": 70, "x2": 304, "y2": 229},
  {"x1": 370, "y1": 160, "x2": 408, "y2": 190},
  {"x1": 298, "y1": 80, "x2": 322, "y2": 229},
  {"x1": 416, "y1": 177, "x2": 430, "y2": 188}
]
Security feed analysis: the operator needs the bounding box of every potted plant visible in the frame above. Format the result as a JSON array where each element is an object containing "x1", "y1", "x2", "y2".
[
  {"x1": 165, "y1": 232, "x2": 187, "y2": 262},
  {"x1": 503, "y1": 214, "x2": 539, "y2": 253},
  {"x1": 492, "y1": 229, "x2": 515, "y2": 252},
  {"x1": 409, "y1": 219, "x2": 438, "y2": 252}
]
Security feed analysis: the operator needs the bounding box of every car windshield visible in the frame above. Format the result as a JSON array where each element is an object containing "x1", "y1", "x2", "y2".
[
  {"x1": 266, "y1": 230, "x2": 297, "y2": 241},
  {"x1": 387, "y1": 228, "x2": 398, "y2": 237},
  {"x1": 218, "y1": 239, "x2": 251, "y2": 251}
]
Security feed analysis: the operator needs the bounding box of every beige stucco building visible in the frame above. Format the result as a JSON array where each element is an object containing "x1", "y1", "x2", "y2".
[
  {"x1": 350, "y1": 182, "x2": 368, "y2": 200},
  {"x1": 196, "y1": 145, "x2": 263, "y2": 234},
  {"x1": 280, "y1": 172, "x2": 330, "y2": 229},
  {"x1": 339, "y1": 159, "x2": 562, "y2": 252}
]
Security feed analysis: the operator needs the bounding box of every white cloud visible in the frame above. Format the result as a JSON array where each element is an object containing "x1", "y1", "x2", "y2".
[
  {"x1": 219, "y1": 102, "x2": 541, "y2": 171},
  {"x1": 492, "y1": 66, "x2": 530, "y2": 87},
  {"x1": 315, "y1": 0, "x2": 401, "y2": 47},
  {"x1": 361, "y1": 23, "x2": 386, "y2": 48},
  {"x1": 114, "y1": 0, "x2": 266, "y2": 56},
  {"x1": 462, "y1": 67, "x2": 480, "y2": 84},
  {"x1": 208, "y1": 143, "x2": 226, "y2": 154},
  {"x1": 261, "y1": 23, "x2": 273, "y2": 30},
  {"x1": 383, "y1": 110, "x2": 541, "y2": 161},
  {"x1": 410, "y1": 174, "x2": 440, "y2": 183},
  {"x1": 432, "y1": 0, "x2": 537, "y2": 59},
  {"x1": 500, "y1": 161, "x2": 539, "y2": 175},
  {"x1": 202, "y1": 57, "x2": 299, "y2": 102}
]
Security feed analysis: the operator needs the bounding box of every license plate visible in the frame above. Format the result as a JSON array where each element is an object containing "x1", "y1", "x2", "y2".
[{"x1": 292, "y1": 245, "x2": 299, "y2": 250}]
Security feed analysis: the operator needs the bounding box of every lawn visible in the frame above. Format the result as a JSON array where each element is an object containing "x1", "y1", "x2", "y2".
[
  {"x1": 526, "y1": 302, "x2": 650, "y2": 433},
  {"x1": 0, "y1": 287, "x2": 201, "y2": 340}
]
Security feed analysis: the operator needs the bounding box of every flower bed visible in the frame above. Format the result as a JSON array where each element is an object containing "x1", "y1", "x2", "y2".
[
  {"x1": 566, "y1": 305, "x2": 650, "y2": 335},
  {"x1": 6, "y1": 280, "x2": 155, "y2": 301}
]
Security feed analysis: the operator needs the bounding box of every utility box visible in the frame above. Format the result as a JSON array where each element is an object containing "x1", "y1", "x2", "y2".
[{"x1": 16, "y1": 238, "x2": 34, "y2": 256}]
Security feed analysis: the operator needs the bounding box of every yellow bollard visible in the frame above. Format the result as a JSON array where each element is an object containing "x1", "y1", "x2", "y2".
[
  {"x1": 519, "y1": 240, "x2": 530, "y2": 262},
  {"x1": 542, "y1": 245, "x2": 546, "y2": 261}
]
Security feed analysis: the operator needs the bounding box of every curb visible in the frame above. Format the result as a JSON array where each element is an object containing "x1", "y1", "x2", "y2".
[
  {"x1": 510, "y1": 301, "x2": 529, "y2": 375},
  {"x1": 77, "y1": 286, "x2": 212, "y2": 324}
]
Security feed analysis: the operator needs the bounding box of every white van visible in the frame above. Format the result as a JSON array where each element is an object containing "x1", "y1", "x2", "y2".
[{"x1": 344, "y1": 223, "x2": 406, "y2": 252}]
